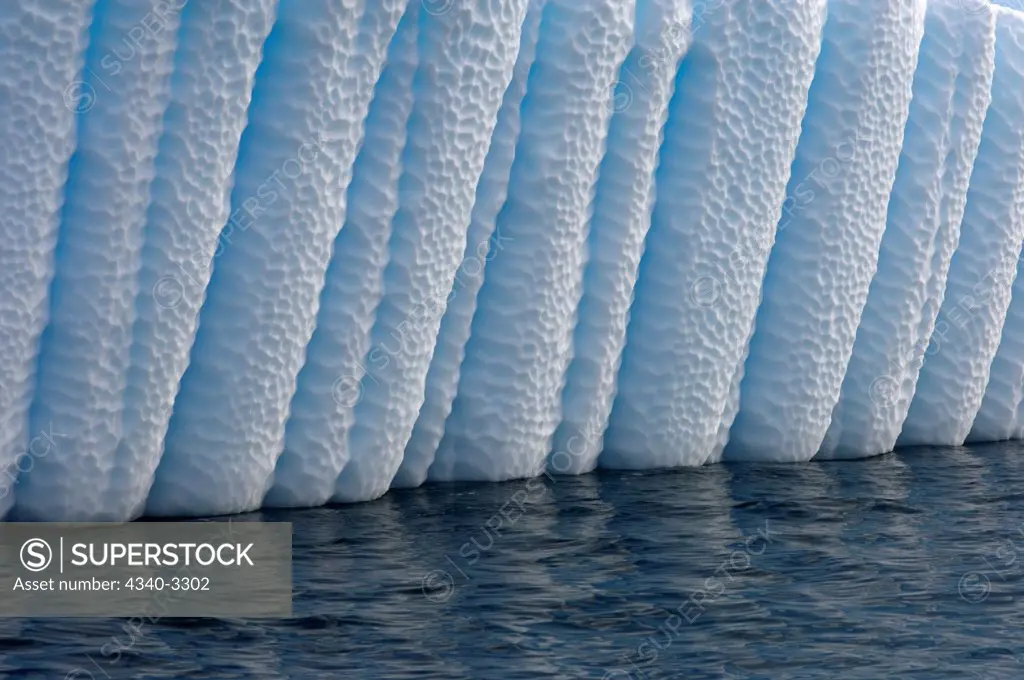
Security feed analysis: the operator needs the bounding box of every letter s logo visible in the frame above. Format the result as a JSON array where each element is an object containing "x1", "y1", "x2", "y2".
[{"x1": 21, "y1": 538, "x2": 52, "y2": 572}]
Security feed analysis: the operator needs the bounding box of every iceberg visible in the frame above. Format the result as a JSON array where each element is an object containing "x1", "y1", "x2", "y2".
[
  {"x1": 332, "y1": 0, "x2": 528, "y2": 503},
  {"x1": 16, "y1": 0, "x2": 182, "y2": 522},
  {"x1": 819, "y1": 0, "x2": 996, "y2": 459},
  {"x1": 394, "y1": 0, "x2": 547, "y2": 489},
  {"x1": 899, "y1": 5, "x2": 1024, "y2": 447},
  {"x1": 725, "y1": 0, "x2": 927, "y2": 463},
  {"x1": 267, "y1": 0, "x2": 415, "y2": 509},
  {"x1": 429, "y1": 0, "x2": 635, "y2": 483},
  {"x1": 550, "y1": 0, "x2": 692, "y2": 476},
  {"x1": 602, "y1": 0, "x2": 826, "y2": 470},
  {"x1": 1, "y1": 0, "x2": 1023, "y2": 520},
  {"x1": 146, "y1": 0, "x2": 402, "y2": 517},
  {"x1": 0, "y1": 1, "x2": 95, "y2": 520}
]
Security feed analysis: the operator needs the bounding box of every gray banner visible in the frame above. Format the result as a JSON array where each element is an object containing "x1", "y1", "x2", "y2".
[{"x1": 0, "y1": 521, "x2": 291, "y2": 617}]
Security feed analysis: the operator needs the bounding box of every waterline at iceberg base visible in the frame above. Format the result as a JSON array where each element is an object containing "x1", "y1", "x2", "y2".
[{"x1": 3, "y1": 0, "x2": 1024, "y2": 521}]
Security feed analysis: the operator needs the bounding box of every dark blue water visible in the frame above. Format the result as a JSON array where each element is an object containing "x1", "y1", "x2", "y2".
[{"x1": 4, "y1": 442, "x2": 1024, "y2": 679}]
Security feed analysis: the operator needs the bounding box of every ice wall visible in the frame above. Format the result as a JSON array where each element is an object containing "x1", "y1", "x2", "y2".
[
  {"x1": 331, "y1": 0, "x2": 528, "y2": 503},
  {"x1": 146, "y1": 0, "x2": 402, "y2": 517},
  {"x1": 428, "y1": 0, "x2": 634, "y2": 483},
  {"x1": 725, "y1": 0, "x2": 927, "y2": 463},
  {"x1": 0, "y1": 1, "x2": 96, "y2": 519},
  {"x1": 818, "y1": 0, "x2": 996, "y2": 460},
  {"x1": 266, "y1": 0, "x2": 418, "y2": 509},
  {"x1": 2, "y1": 0, "x2": 1024, "y2": 520},
  {"x1": 900, "y1": 6, "x2": 1024, "y2": 447},
  {"x1": 16, "y1": 0, "x2": 182, "y2": 522},
  {"x1": 393, "y1": 0, "x2": 547, "y2": 490},
  {"x1": 970, "y1": 258, "x2": 1024, "y2": 442},
  {"x1": 967, "y1": 6, "x2": 1024, "y2": 445},
  {"x1": 548, "y1": 0, "x2": 693, "y2": 476},
  {"x1": 113, "y1": 0, "x2": 277, "y2": 520},
  {"x1": 601, "y1": 0, "x2": 826, "y2": 470}
]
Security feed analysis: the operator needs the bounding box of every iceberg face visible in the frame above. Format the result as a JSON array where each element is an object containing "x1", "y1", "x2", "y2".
[
  {"x1": 818, "y1": 0, "x2": 996, "y2": 460},
  {"x1": 114, "y1": 0, "x2": 278, "y2": 520},
  {"x1": 899, "y1": 6, "x2": 1024, "y2": 448},
  {"x1": 548, "y1": 0, "x2": 693, "y2": 477},
  {"x1": 16, "y1": 0, "x2": 182, "y2": 522},
  {"x1": 333, "y1": 0, "x2": 529, "y2": 503},
  {"x1": 970, "y1": 257, "x2": 1024, "y2": 442},
  {"x1": 0, "y1": 1, "x2": 95, "y2": 519},
  {"x1": 602, "y1": 0, "x2": 826, "y2": 471},
  {"x1": 3, "y1": 0, "x2": 1024, "y2": 519},
  {"x1": 725, "y1": 0, "x2": 927, "y2": 463},
  {"x1": 428, "y1": 0, "x2": 635, "y2": 483},
  {"x1": 146, "y1": 0, "x2": 396, "y2": 517},
  {"x1": 393, "y1": 0, "x2": 547, "y2": 490},
  {"x1": 266, "y1": 0, "x2": 415, "y2": 509}
]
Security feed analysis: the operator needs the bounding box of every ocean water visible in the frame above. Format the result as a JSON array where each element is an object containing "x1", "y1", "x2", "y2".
[{"x1": 3, "y1": 443, "x2": 1024, "y2": 679}]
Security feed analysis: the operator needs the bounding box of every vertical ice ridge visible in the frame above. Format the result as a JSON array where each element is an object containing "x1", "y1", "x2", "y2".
[
  {"x1": 970, "y1": 255, "x2": 1024, "y2": 443},
  {"x1": 900, "y1": 6, "x2": 1024, "y2": 447},
  {"x1": 818, "y1": 0, "x2": 996, "y2": 460},
  {"x1": 546, "y1": 0, "x2": 691, "y2": 477},
  {"x1": 265, "y1": 0, "x2": 415, "y2": 509},
  {"x1": 428, "y1": 0, "x2": 635, "y2": 483},
  {"x1": 602, "y1": 0, "x2": 827, "y2": 470},
  {"x1": 725, "y1": 0, "x2": 927, "y2": 462},
  {"x1": 333, "y1": 0, "x2": 530, "y2": 503},
  {"x1": 15, "y1": 0, "x2": 182, "y2": 522},
  {"x1": 968, "y1": 7, "x2": 1024, "y2": 446},
  {"x1": 1014, "y1": 295, "x2": 1024, "y2": 442},
  {"x1": 0, "y1": 0, "x2": 96, "y2": 519},
  {"x1": 147, "y1": 0, "x2": 392, "y2": 517},
  {"x1": 391, "y1": 0, "x2": 546, "y2": 491},
  {"x1": 111, "y1": 0, "x2": 277, "y2": 521}
]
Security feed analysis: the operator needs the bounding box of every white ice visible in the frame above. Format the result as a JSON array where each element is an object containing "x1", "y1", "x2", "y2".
[
  {"x1": 969, "y1": 8, "x2": 1024, "y2": 445},
  {"x1": 265, "y1": 0, "x2": 414, "y2": 509},
  {"x1": 393, "y1": 0, "x2": 546, "y2": 490},
  {"x1": 602, "y1": 0, "x2": 827, "y2": 470},
  {"x1": 110, "y1": 0, "x2": 277, "y2": 521},
  {"x1": 725, "y1": 0, "x2": 927, "y2": 463},
  {"x1": 547, "y1": 0, "x2": 692, "y2": 476},
  {"x1": 3, "y1": 0, "x2": 1024, "y2": 519},
  {"x1": 900, "y1": 6, "x2": 1024, "y2": 447},
  {"x1": 15, "y1": 0, "x2": 181, "y2": 522},
  {"x1": 818, "y1": 0, "x2": 996, "y2": 460},
  {"x1": 970, "y1": 257, "x2": 1024, "y2": 442},
  {"x1": 428, "y1": 0, "x2": 635, "y2": 483},
  {"x1": 334, "y1": 0, "x2": 529, "y2": 503},
  {"x1": 147, "y1": 0, "x2": 398, "y2": 517},
  {"x1": 0, "y1": 0, "x2": 95, "y2": 519}
]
